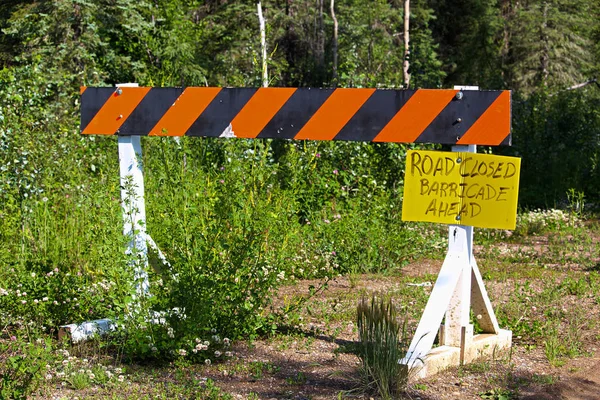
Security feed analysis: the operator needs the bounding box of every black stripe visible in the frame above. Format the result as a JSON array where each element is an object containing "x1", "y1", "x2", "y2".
[
  {"x1": 186, "y1": 88, "x2": 258, "y2": 137},
  {"x1": 257, "y1": 88, "x2": 334, "y2": 139},
  {"x1": 118, "y1": 88, "x2": 183, "y2": 136},
  {"x1": 80, "y1": 88, "x2": 114, "y2": 132},
  {"x1": 501, "y1": 92, "x2": 512, "y2": 145},
  {"x1": 415, "y1": 90, "x2": 502, "y2": 145},
  {"x1": 334, "y1": 89, "x2": 416, "y2": 141}
]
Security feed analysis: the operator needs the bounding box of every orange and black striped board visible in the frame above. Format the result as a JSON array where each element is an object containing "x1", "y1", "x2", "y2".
[{"x1": 80, "y1": 87, "x2": 511, "y2": 146}]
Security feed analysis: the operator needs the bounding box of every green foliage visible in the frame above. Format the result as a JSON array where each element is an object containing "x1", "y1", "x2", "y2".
[
  {"x1": 479, "y1": 388, "x2": 513, "y2": 400},
  {"x1": 0, "y1": 335, "x2": 54, "y2": 400},
  {"x1": 408, "y1": 0, "x2": 446, "y2": 88},
  {"x1": 431, "y1": 0, "x2": 505, "y2": 88},
  {"x1": 566, "y1": 188, "x2": 585, "y2": 217},
  {"x1": 122, "y1": 137, "x2": 426, "y2": 342},
  {"x1": 2, "y1": 0, "x2": 153, "y2": 86},
  {"x1": 507, "y1": 0, "x2": 595, "y2": 92},
  {"x1": 509, "y1": 88, "x2": 600, "y2": 207},
  {"x1": 0, "y1": 262, "x2": 132, "y2": 329},
  {"x1": 514, "y1": 209, "x2": 581, "y2": 236},
  {"x1": 356, "y1": 295, "x2": 409, "y2": 399},
  {"x1": 0, "y1": 0, "x2": 599, "y2": 378}
]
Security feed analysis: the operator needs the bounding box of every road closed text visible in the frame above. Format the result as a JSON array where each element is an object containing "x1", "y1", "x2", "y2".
[{"x1": 402, "y1": 150, "x2": 521, "y2": 230}]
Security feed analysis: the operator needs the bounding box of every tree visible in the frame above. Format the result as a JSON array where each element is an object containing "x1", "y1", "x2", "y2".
[
  {"x1": 407, "y1": 0, "x2": 445, "y2": 88},
  {"x1": 429, "y1": 0, "x2": 504, "y2": 89},
  {"x1": 2, "y1": 0, "x2": 153, "y2": 88},
  {"x1": 505, "y1": 0, "x2": 596, "y2": 93}
]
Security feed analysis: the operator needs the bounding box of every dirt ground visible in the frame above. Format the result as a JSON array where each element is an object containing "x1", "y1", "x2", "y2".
[
  {"x1": 41, "y1": 267, "x2": 600, "y2": 400},
  {"x1": 189, "y1": 268, "x2": 600, "y2": 400},
  {"x1": 40, "y1": 230, "x2": 600, "y2": 399}
]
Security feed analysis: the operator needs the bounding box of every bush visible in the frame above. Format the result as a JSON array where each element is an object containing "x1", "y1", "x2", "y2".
[
  {"x1": 509, "y1": 88, "x2": 600, "y2": 208},
  {"x1": 0, "y1": 334, "x2": 54, "y2": 400},
  {"x1": 514, "y1": 209, "x2": 582, "y2": 236}
]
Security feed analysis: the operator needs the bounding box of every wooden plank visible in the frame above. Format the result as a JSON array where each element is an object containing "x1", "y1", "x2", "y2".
[{"x1": 80, "y1": 87, "x2": 512, "y2": 146}]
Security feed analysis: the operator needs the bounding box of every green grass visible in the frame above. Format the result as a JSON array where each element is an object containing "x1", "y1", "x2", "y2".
[{"x1": 2, "y1": 142, "x2": 600, "y2": 398}]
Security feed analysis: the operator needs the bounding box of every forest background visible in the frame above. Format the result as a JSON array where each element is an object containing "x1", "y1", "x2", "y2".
[{"x1": 1, "y1": 0, "x2": 600, "y2": 367}]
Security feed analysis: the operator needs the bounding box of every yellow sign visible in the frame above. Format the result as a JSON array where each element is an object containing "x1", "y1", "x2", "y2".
[{"x1": 402, "y1": 150, "x2": 521, "y2": 230}]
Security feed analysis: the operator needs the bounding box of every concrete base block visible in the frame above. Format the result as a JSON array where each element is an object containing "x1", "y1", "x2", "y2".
[{"x1": 410, "y1": 329, "x2": 512, "y2": 380}]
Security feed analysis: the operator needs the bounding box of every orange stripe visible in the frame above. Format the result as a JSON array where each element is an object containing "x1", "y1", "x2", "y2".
[
  {"x1": 373, "y1": 89, "x2": 458, "y2": 143},
  {"x1": 82, "y1": 87, "x2": 151, "y2": 135},
  {"x1": 457, "y1": 91, "x2": 511, "y2": 145},
  {"x1": 294, "y1": 88, "x2": 375, "y2": 141},
  {"x1": 148, "y1": 87, "x2": 222, "y2": 136},
  {"x1": 80, "y1": 86, "x2": 87, "y2": 95},
  {"x1": 230, "y1": 88, "x2": 297, "y2": 138}
]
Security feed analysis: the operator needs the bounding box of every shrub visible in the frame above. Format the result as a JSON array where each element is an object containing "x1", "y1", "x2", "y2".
[
  {"x1": 514, "y1": 208, "x2": 582, "y2": 236},
  {"x1": 0, "y1": 334, "x2": 54, "y2": 400}
]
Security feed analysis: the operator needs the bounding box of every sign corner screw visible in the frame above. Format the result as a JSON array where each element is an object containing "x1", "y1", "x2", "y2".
[{"x1": 455, "y1": 91, "x2": 463, "y2": 100}]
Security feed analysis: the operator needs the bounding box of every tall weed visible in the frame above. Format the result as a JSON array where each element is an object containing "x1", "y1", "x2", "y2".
[{"x1": 357, "y1": 295, "x2": 409, "y2": 399}]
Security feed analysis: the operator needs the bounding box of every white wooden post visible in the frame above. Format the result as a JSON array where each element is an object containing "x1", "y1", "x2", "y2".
[
  {"x1": 59, "y1": 83, "x2": 150, "y2": 341},
  {"x1": 400, "y1": 228, "x2": 470, "y2": 367},
  {"x1": 401, "y1": 86, "x2": 511, "y2": 378},
  {"x1": 117, "y1": 83, "x2": 149, "y2": 296},
  {"x1": 442, "y1": 144, "x2": 475, "y2": 348}
]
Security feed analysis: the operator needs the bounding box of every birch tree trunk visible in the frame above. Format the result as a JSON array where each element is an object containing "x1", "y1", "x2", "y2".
[
  {"x1": 257, "y1": 2, "x2": 268, "y2": 87},
  {"x1": 331, "y1": 0, "x2": 338, "y2": 86},
  {"x1": 403, "y1": 0, "x2": 410, "y2": 88}
]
